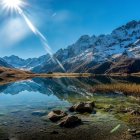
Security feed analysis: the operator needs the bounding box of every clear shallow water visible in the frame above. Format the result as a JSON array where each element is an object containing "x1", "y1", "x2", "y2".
[{"x1": 0, "y1": 77, "x2": 139, "y2": 140}]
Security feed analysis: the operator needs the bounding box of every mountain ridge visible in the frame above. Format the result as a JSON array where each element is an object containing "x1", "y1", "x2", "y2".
[
  {"x1": 0, "y1": 58, "x2": 14, "y2": 68},
  {"x1": 2, "y1": 20, "x2": 140, "y2": 74}
]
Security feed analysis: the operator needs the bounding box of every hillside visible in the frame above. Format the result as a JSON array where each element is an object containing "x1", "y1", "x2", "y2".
[
  {"x1": 3, "y1": 20, "x2": 140, "y2": 74},
  {"x1": 0, "y1": 58, "x2": 13, "y2": 68},
  {"x1": 0, "y1": 67, "x2": 33, "y2": 80}
]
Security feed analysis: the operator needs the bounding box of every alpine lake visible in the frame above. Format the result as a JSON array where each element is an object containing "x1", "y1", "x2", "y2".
[{"x1": 0, "y1": 76, "x2": 139, "y2": 140}]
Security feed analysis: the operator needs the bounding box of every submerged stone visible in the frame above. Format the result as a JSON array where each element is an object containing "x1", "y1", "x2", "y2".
[
  {"x1": 59, "y1": 115, "x2": 81, "y2": 128},
  {"x1": 69, "y1": 101, "x2": 95, "y2": 113},
  {"x1": 48, "y1": 110, "x2": 67, "y2": 122}
]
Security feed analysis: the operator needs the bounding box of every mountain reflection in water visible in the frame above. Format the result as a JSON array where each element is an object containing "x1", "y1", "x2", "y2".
[{"x1": 0, "y1": 76, "x2": 139, "y2": 140}]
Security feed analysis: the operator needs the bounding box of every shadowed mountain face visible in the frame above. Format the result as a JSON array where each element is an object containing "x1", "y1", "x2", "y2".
[
  {"x1": 87, "y1": 58, "x2": 140, "y2": 74},
  {"x1": 0, "y1": 58, "x2": 13, "y2": 68},
  {"x1": 3, "y1": 20, "x2": 140, "y2": 74},
  {"x1": 3, "y1": 55, "x2": 50, "y2": 70}
]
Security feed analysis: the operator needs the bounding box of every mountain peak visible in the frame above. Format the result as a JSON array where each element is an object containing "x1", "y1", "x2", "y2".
[
  {"x1": 0, "y1": 58, "x2": 13, "y2": 68},
  {"x1": 2, "y1": 20, "x2": 140, "y2": 74},
  {"x1": 77, "y1": 35, "x2": 91, "y2": 43},
  {"x1": 113, "y1": 20, "x2": 140, "y2": 32},
  {"x1": 125, "y1": 20, "x2": 139, "y2": 29}
]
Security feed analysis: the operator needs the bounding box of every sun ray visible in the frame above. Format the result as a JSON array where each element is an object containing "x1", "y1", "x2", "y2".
[
  {"x1": 0, "y1": 0, "x2": 66, "y2": 72},
  {"x1": 1, "y1": 0, "x2": 25, "y2": 12}
]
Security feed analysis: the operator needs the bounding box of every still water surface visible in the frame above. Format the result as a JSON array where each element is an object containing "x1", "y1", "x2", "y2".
[{"x1": 0, "y1": 76, "x2": 139, "y2": 140}]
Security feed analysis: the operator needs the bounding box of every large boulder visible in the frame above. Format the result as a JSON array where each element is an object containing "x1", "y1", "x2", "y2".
[
  {"x1": 48, "y1": 110, "x2": 67, "y2": 122},
  {"x1": 59, "y1": 115, "x2": 81, "y2": 128},
  {"x1": 69, "y1": 101, "x2": 95, "y2": 113}
]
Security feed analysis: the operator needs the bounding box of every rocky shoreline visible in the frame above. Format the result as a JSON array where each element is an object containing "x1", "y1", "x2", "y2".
[{"x1": 0, "y1": 80, "x2": 139, "y2": 140}]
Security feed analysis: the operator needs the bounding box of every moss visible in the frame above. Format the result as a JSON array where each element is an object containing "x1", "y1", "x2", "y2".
[{"x1": 115, "y1": 113, "x2": 140, "y2": 125}]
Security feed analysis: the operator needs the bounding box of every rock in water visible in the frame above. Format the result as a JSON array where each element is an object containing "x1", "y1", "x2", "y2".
[
  {"x1": 48, "y1": 110, "x2": 67, "y2": 122},
  {"x1": 69, "y1": 101, "x2": 95, "y2": 113},
  {"x1": 59, "y1": 115, "x2": 81, "y2": 128}
]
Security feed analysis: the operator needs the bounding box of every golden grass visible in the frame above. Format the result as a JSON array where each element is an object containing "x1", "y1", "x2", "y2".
[
  {"x1": 93, "y1": 83, "x2": 140, "y2": 95},
  {"x1": 35, "y1": 73, "x2": 92, "y2": 78}
]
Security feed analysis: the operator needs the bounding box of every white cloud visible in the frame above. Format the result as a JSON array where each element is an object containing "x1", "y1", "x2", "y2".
[{"x1": 0, "y1": 17, "x2": 30, "y2": 47}]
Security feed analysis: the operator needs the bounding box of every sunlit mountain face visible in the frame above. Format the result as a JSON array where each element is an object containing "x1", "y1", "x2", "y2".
[{"x1": 2, "y1": 20, "x2": 140, "y2": 74}]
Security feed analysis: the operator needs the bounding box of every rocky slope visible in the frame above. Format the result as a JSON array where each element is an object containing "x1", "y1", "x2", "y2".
[
  {"x1": 0, "y1": 58, "x2": 13, "y2": 68},
  {"x1": 3, "y1": 20, "x2": 140, "y2": 74},
  {"x1": 3, "y1": 55, "x2": 49, "y2": 70},
  {"x1": 32, "y1": 20, "x2": 140, "y2": 73}
]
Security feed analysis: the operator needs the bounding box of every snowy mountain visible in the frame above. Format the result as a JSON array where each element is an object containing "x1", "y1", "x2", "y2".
[
  {"x1": 3, "y1": 20, "x2": 140, "y2": 74},
  {"x1": 3, "y1": 55, "x2": 49, "y2": 70},
  {"x1": 0, "y1": 58, "x2": 13, "y2": 68},
  {"x1": 3, "y1": 55, "x2": 26, "y2": 68},
  {"x1": 32, "y1": 20, "x2": 140, "y2": 73}
]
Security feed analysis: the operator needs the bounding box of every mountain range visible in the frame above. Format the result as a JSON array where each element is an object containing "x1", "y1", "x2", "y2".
[
  {"x1": 1, "y1": 20, "x2": 140, "y2": 74},
  {"x1": 0, "y1": 58, "x2": 13, "y2": 68}
]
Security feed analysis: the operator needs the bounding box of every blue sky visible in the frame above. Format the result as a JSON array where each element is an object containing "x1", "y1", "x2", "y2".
[{"x1": 0, "y1": 0, "x2": 140, "y2": 58}]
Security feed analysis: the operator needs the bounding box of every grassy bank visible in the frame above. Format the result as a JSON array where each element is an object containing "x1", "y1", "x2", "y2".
[
  {"x1": 34, "y1": 73, "x2": 92, "y2": 78},
  {"x1": 92, "y1": 83, "x2": 140, "y2": 95},
  {"x1": 0, "y1": 68, "x2": 92, "y2": 85},
  {"x1": 0, "y1": 67, "x2": 92, "y2": 78}
]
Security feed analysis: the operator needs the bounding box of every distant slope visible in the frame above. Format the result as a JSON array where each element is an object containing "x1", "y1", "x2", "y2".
[
  {"x1": 32, "y1": 20, "x2": 140, "y2": 73},
  {"x1": 3, "y1": 20, "x2": 140, "y2": 74},
  {"x1": 3, "y1": 55, "x2": 49, "y2": 69},
  {"x1": 87, "y1": 61, "x2": 113, "y2": 74},
  {"x1": 106, "y1": 58, "x2": 140, "y2": 74},
  {"x1": 0, "y1": 58, "x2": 13, "y2": 68},
  {"x1": 3, "y1": 55, "x2": 26, "y2": 68},
  {"x1": 86, "y1": 58, "x2": 140, "y2": 74}
]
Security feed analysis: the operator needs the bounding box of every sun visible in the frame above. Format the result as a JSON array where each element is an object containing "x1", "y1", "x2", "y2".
[{"x1": 1, "y1": 0, "x2": 24, "y2": 11}]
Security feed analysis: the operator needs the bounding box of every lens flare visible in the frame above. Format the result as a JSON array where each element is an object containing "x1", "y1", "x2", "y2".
[
  {"x1": 0, "y1": 0, "x2": 66, "y2": 72},
  {"x1": 1, "y1": 0, "x2": 24, "y2": 11}
]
